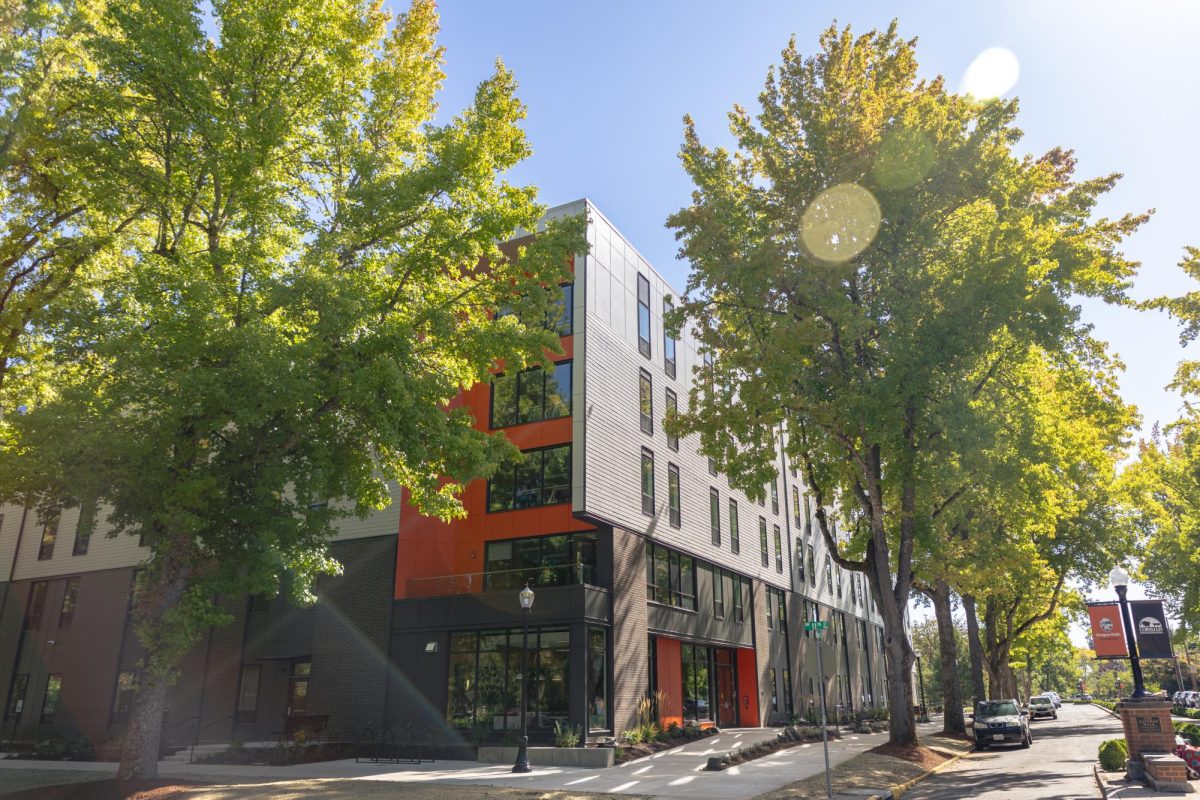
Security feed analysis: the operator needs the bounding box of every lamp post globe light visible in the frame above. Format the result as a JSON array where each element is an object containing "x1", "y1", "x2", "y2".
[
  {"x1": 513, "y1": 583, "x2": 535, "y2": 773},
  {"x1": 1108, "y1": 565, "x2": 1147, "y2": 699}
]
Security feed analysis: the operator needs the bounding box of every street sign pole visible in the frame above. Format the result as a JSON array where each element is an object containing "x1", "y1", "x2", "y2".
[{"x1": 808, "y1": 619, "x2": 833, "y2": 800}]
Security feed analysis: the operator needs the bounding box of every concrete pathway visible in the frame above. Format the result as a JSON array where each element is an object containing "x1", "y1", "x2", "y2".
[{"x1": 0, "y1": 719, "x2": 943, "y2": 800}]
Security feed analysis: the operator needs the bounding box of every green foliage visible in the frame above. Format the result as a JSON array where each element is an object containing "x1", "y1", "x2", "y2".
[
  {"x1": 665, "y1": 18, "x2": 1143, "y2": 741},
  {"x1": 1098, "y1": 738, "x2": 1128, "y2": 771},
  {"x1": 1175, "y1": 722, "x2": 1200, "y2": 746},
  {"x1": 554, "y1": 721, "x2": 582, "y2": 748},
  {"x1": 0, "y1": 0, "x2": 584, "y2": 777}
]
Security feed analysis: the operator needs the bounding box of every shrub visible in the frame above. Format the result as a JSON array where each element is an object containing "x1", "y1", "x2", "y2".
[
  {"x1": 554, "y1": 721, "x2": 582, "y2": 748},
  {"x1": 1099, "y1": 738, "x2": 1128, "y2": 771},
  {"x1": 1175, "y1": 722, "x2": 1200, "y2": 746},
  {"x1": 622, "y1": 727, "x2": 644, "y2": 745}
]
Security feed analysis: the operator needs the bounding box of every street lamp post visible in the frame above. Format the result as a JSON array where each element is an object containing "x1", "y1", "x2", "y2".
[
  {"x1": 1108, "y1": 566, "x2": 1147, "y2": 699},
  {"x1": 513, "y1": 583, "x2": 535, "y2": 773},
  {"x1": 915, "y1": 655, "x2": 927, "y2": 718}
]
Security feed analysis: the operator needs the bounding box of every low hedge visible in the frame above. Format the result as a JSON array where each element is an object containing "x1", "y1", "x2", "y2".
[
  {"x1": 1174, "y1": 706, "x2": 1200, "y2": 720},
  {"x1": 1099, "y1": 738, "x2": 1128, "y2": 771},
  {"x1": 1176, "y1": 721, "x2": 1200, "y2": 746}
]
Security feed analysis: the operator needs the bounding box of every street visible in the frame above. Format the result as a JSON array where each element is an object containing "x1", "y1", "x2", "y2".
[{"x1": 905, "y1": 703, "x2": 1120, "y2": 800}]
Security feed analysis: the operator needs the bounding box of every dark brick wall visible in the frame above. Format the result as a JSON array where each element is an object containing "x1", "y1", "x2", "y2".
[{"x1": 610, "y1": 526, "x2": 648, "y2": 734}]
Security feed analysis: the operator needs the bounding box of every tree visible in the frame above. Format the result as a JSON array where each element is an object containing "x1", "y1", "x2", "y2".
[
  {"x1": 2, "y1": 0, "x2": 584, "y2": 779},
  {"x1": 666, "y1": 21, "x2": 1143, "y2": 744}
]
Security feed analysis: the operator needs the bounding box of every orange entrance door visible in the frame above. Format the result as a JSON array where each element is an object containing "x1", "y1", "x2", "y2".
[{"x1": 716, "y1": 648, "x2": 738, "y2": 727}]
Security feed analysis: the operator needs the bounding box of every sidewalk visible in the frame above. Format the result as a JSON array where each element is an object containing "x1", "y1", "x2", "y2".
[{"x1": 0, "y1": 719, "x2": 944, "y2": 800}]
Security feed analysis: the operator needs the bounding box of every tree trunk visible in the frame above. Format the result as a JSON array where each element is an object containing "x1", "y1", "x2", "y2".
[
  {"x1": 883, "y1": 629, "x2": 917, "y2": 745},
  {"x1": 117, "y1": 671, "x2": 169, "y2": 780},
  {"x1": 930, "y1": 581, "x2": 965, "y2": 735},
  {"x1": 962, "y1": 594, "x2": 986, "y2": 707}
]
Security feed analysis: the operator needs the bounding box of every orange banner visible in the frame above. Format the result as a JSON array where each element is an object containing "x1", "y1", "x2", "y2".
[{"x1": 1088, "y1": 602, "x2": 1129, "y2": 658}]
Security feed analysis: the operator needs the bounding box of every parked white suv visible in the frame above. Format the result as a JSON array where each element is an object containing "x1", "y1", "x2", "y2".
[{"x1": 1028, "y1": 695, "x2": 1057, "y2": 720}]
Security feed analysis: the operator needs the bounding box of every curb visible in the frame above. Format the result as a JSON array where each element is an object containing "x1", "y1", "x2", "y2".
[
  {"x1": 888, "y1": 748, "x2": 970, "y2": 798},
  {"x1": 1095, "y1": 763, "x2": 1113, "y2": 798},
  {"x1": 1092, "y1": 702, "x2": 1120, "y2": 719}
]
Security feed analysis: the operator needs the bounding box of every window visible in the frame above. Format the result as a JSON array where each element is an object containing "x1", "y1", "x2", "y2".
[
  {"x1": 490, "y1": 361, "x2": 572, "y2": 429},
  {"x1": 665, "y1": 389, "x2": 679, "y2": 451},
  {"x1": 639, "y1": 369, "x2": 654, "y2": 434},
  {"x1": 6, "y1": 674, "x2": 28, "y2": 720},
  {"x1": 487, "y1": 444, "x2": 571, "y2": 511},
  {"x1": 797, "y1": 541, "x2": 806, "y2": 583},
  {"x1": 588, "y1": 628, "x2": 608, "y2": 731},
  {"x1": 836, "y1": 565, "x2": 844, "y2": 599},
  {"x1": 25, "y1": 582, "x2": 47, "y2": 630},
  {"x1": 637, "y1": 274, "x2": 651, "y2": 358},
  {"x1": 448, "y1": 627, "x2": 572, "y2": 732},
  {"x1": 288, "y1": 660, "x2": 310, "y2": 717},
  {"x1": 40, "y1": 674, "x2": 62, "y2": 724},
  {"x1": 73, "y1": 502, "x2": 96, "y2": 556},
  {"x1": 554, "y1": 283, "x2": 574, "y2": 335},
  {"x1": 709, "y1": 489, "x2": 721, "y2": 546},
  {"x1": 759, "y1": 518, "x2": 769, "y2": 567},
  {"x1": 807, "y1": 545, "x2": 816, "y2": 586},
  {"x1": 729, "y1": 499, "x2": 740, "y2": 554},
  {"x1": 713, "y1": 569, "x2": 725, "y2": 619},
  {"x1": 774, "y1": 525, "x2": 783, "y2": 573},
  {"x1": 645, "y1": 542, "x2": 696, "y2": 610},
  {"x1": 792, "y1": 486, "x2": 802, "y2": 529},
  {"x1": 59, "y1": 577, "x2": 80, "y2": 627},
  {"x1": 771, "y1": 480, "x2": 779, "y2": 515},
  {"x1": 783, "y1": 668, "x2": 795, "y2": 717},
  {"x1": 112, "y1": 671, "x2": 135, "y2": 721},
  {"x1": 768, "y1": 668, "x2": 778, "y2": 712},
  {"x1": 707, "y1": 456, "x2": 717, "y2": 476},
  {"x1": 37, "y1": 514, "x2": 58, "y2": 560},
  {"x1": 777, "y1": 588, "x2": 788, "y2": 626},
  {"x1": 641, "y1": 449, "x2": 655, "y2": 515},
  {"x1": 667, "y1": 464, "x2": 681, "y2": 528},
  {"x1": 825, "y1": 554, "x2": 834, "y2": 593},
  {"x1": 484, "y1": 533, "x2": 597, "y2": 590},
  {"x1": 733, "y1": 576, "x2": 745, "y2": 623},
  {"x1": 681, "y1": 643, "x2": 713, "y2": 721},
  {"x1": 766, "y1": 588, "x2": 773, "y2": 630},
  {"x1": 237, "y1": 664, "x2": 261, "y2": 723},
  {"x1": 663, "y1": 297, "x2": 677, "y2": 378}
]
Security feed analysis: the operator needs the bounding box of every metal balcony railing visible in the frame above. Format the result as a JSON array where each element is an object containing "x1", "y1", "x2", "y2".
[{"x1": 406, "y1": 563, "x2": 597, "y2": 599}]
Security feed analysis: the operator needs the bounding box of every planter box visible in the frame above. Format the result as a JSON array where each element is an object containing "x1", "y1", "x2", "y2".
[{"x1": 477, "y1": 746, "x2": 614, "y2": 769}]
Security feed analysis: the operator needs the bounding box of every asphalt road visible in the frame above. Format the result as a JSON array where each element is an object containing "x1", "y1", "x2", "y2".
[{"x1": 904, "y1": 702, "x2": 1120, "y2": 800}]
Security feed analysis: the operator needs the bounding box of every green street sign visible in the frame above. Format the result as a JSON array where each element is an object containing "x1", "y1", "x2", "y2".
[{"x1": 804, "y1": 621, "x2": 829, "y2": 632}]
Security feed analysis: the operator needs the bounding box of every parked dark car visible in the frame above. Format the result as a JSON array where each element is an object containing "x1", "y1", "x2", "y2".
[{"x1": 970, "y1": 699, "x2": 1032, "y2": 750}]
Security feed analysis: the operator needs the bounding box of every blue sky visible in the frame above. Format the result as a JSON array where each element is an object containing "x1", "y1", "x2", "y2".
[{"x1": 422, "y1": 0, "x2": 1200, "y2": 442}]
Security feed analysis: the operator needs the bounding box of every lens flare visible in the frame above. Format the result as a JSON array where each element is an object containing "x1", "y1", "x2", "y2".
[
  {"x1": 873, "y1": 127, "x2": 936, "y2": 190},
  {"x1": 960, "y1": 47, "x2": 1020, "y2": 99},
  {"x1": 801, "y1": 183, "x2": 881, "y2": 263}
]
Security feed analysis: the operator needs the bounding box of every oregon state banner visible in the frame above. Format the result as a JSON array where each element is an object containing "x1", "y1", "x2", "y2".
[{"x1": 1087, "y1": 602, "x2": 1128, "y2": 659}]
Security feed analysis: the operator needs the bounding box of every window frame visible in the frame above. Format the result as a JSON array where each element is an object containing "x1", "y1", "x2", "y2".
[
  {"x1": 709, "y1": 488, "x2": 721, "y2": 546},
  {"x1": 729, "y1": 499, "x2": 740, "y2": 554},
  {"x1": 637, "y1": 273, "x2": 651, "y2": 358},
  {"x1": 667, "y1": 463, "x2": 681, "y2": 528},
  {"x1": 759, "y1": 517, "x2": 769, "y2": 568},
  {"x1": 25, "y1": 581, "x2": 48, "y2": 630},
  {"x1": 37, "y1": 514, "x2": 58, "y2": 561},
  {"x1": 662, "y1": 296, "x2": 676, "y2": 378},
  {"x1": 40, "y1": 674, "x2": 62, "y2": 724},
  {"x1": 645, "y1": 541, "x2": 696, "y2": 611},
  {"x1": 6, "y1": 673, "x2": 29, "y2": 721},
  {"x1": 773, "y1": 524, "x2": 783, "y2": 573},
  {"x1": 713, "y1": 568, "x2": 725, "y2": 619},
  {"x1": 59, "y1": 576, "x2": 80, "y2": 628},
  {"x1": 639, "y1": 369, "x2": 654, "y2": 435},
  {"x1": 641, "y1": 448, "x2": 655, "y2": 516},
  {"x1": 489, "y1": 361, "x2": 573, "y2": 430},
  {"x1": 73, "y1": 502, "x2": 95, "y2": 556},
  {"x1": 665, "y1": 389, "x2": 679, "y2": 451},
  {"x1": 771, "y1": 480, "x2": 779, "y2": 515},
  {"x1": 486, "y1": 444, "x2": 572, "y2": 513}
]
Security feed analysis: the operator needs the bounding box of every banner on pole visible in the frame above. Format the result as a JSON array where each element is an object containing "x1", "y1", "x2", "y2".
[
  {"x1": 1087, "y1": 602, "x2": 1128, "y2": 659},
  {"x1": 1130, "y1": 599, "x2": 1174, "y2": 659}
]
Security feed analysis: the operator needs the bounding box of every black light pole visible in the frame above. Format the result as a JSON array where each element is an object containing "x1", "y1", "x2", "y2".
[
  {"x1": 915, "y1": 655, "x2": 927, "y2": 717},
  {"x1": 1109, "y1": 566, "x2": 1147, "y2": 699},
  {"x1": 513, "y1": 583, "x2": 535, "y2": 773}
]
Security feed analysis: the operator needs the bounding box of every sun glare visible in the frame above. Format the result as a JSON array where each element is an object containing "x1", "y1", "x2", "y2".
[{"x1": 960, "y1": 46, "x2": 1020, "y2": 99}]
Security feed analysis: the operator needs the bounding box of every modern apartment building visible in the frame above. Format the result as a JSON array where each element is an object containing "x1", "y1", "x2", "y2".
[{"x1": 0, "y1": 199, "x2": 888, "y2": 752}]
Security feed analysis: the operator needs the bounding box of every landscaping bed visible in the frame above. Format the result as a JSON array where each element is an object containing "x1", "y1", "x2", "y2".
[{"x1": 194, "y1": 742, "x2": 357, "y2": 766}]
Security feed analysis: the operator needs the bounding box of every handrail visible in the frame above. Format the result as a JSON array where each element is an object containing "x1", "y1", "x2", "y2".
[
  {"x1": 406, "y1": 563, "x2": 597, "y2": 598},
  {"x1": 189, "y1": 714, "x2": 234, "y2": 764}
]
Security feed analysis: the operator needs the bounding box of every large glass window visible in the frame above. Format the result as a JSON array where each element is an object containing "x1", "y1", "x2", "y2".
[
  {"x1": 447, "y1": 627, "x2": 572, "y2": 732},
  {"x1": 681, "y1": 644, "x2": 713, "y2": 722},
  {"x1": 38, "y1": 514, "x2": 58, "y2": 560},
  {"x1": 645, "y1": 542, "x2": 696, "y2": 610},
  {"x1": 487, "y1": 444, "x2": 571, "y2": 511},
  {"x1": 25, "y1": 581, "x2": 47, "y2": 630},
  {"x1": 665, "y1": 389, "x2": 679, "y2": 451},
  {"x1": 663, "y1": 297, "x2": 676, "y2": 378},
  {"x1": 637, "y1": 274, "x2": 651, "y2": 358},
  {"x1": 713, "y1": 568, "x2": 725, "y2": 619},
  {"x1": 641, "y1": 449, "x2": 655, "y2": 515},
  {"x1": 237, "y1": 664, "x2": 261, "y2": 723},
  {"x1": 639, "y1": 370, "x2": 654, "y2": 434},
  {"x1": 484, "y1": 533, "x2": 597, "y2": 590},
  {"x1": 588, "y1": 628, "x2": 608, "y2": 731},
  {"x1": 709, "y1": 489, "x2": 721, "y2": 546},
  {"x1": 59, "y1": 576, "x2": 80, "y2": 627},
  {"x1": 491, "y1": 361, "x2": 572, "y2": 429},
  {"x1": 667, "y1": 464, "x2": 681, "y2": 528},
  {"x1": 729, "y1": 499, "x2": 740, "y2": 554},
  {"x1": 41, "y1": 674, "x2": 62, "y2": 723},
  {"x1": 499, "y1": 283, "x2": 573, "y2": 336},
  {"x1": 733, "y1": 576, "x2": 745, "y2": 623},
  {"x1": 5, "y1": 674, "x2": 28, "y2": 720},
  {"x1": 73, "y1": 501, "x2": 96, "y2": 556},
  {"x1": 768, "y1": 668, "x2": 779, "y2": 713},
  {"x1": 759, "y1": 518, "x2": 769, "y2": 567}
]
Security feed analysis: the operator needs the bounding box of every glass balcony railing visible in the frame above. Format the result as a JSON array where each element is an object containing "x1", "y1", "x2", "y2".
[{"x1": 406, "y1": 563, "x2": 598, "y2": 599}]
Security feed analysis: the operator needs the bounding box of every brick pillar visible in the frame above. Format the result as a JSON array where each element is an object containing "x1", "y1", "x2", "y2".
[
  {"x1": 752, "y1": 581, "x2": 771, "y2": 727},
  {"x1": 1117, "y1": 698, "x2": 1178, "y2": 782},
  {"x1": 610, "y1": 528, "x2": 648, "y2": 735}
]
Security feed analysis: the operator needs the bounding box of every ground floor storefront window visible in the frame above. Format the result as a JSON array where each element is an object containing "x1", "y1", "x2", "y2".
[
  {"x1": 588, "y1": 627, "x2": 608, "y2": 731},
  {"x1": 681, "y1": 644, "x2": 713, "y2": 722},
  {"x1": 447, "y1": 627, "x2": 571, "y2": 734}
]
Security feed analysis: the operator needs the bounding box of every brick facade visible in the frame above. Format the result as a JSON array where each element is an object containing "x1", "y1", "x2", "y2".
[{"x1": 610, "y1": 527, "x2": 648, "y2": 733}]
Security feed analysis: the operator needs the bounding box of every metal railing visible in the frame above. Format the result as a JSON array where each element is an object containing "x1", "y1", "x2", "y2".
[{"x1": 406, "y1": 563, "x2": 596, "y2": 599}]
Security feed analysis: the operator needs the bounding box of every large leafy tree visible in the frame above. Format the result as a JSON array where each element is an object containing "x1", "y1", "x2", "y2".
[
  {"x1": 667, "y1": 22, "x2": 1143, "y2": 743},
  {"x1": 2, "y1": 0, "x2": 583, "y2": 779}
]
